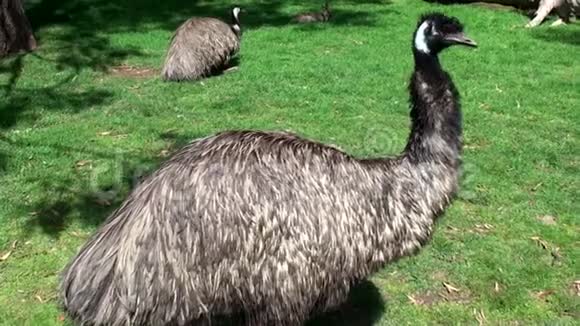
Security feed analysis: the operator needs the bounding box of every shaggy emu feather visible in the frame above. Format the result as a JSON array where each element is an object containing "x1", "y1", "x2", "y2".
[
  {"x1": 161, "y1": 7, "x2": 242, "y2": 81},
  {"x1": 60, "y1": 13, "x2": 477, "y2": 326}
]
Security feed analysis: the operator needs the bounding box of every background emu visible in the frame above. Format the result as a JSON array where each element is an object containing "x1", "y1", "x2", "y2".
[
  {"x1": 161, "y1": 7, "x2": 242, "y2": 81},
  {"x1": 526, "y1": 0, "x2": 579, "y2": 27},
  {"x1": 60, "y1": 13, "x2": 477, "y2": 326},
  {"x1": 293, "y1": 1, "x2": 331, "y2": 23}
]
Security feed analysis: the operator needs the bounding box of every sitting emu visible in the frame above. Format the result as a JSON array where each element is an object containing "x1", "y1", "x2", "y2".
[
  {"x1": 60, "y1": 13, "x2": 477, "y2": 326},
  {"x1": 161, "y1": 7, "x2": 242, "y2": 81},
  {"x1": 293, "y1": 1, "x2": 332, "y2": 23}
]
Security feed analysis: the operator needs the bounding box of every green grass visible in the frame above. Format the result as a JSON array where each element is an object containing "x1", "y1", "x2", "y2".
[{"x1": 1, "y1": 0, "x2": 579, "y2": 325}]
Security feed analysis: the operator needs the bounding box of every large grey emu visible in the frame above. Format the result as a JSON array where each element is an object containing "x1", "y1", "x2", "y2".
[
  {"x1": 161, "y1": 7, "x2": 242, "y2": 81},
  {"x1": 60, "y1": 13, "x2": 477, "y2": 326}
]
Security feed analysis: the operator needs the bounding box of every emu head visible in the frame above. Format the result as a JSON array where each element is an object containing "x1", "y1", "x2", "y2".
[{"x1": 413, "y1": 13, "x2": 477, "y2": 55}]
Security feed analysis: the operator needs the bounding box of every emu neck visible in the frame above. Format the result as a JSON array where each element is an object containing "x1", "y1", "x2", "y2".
[
  {"x1": 231, "y1": 13, "x2": 242, "y2": 37},
  {"x1": 404, "y1": 50, "x2": 462, "y2": 166}
]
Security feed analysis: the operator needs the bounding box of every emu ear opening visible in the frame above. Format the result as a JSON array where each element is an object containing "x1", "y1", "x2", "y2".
[{"x1": 444, "y1": 32, "x2": 477, "y2": 47}]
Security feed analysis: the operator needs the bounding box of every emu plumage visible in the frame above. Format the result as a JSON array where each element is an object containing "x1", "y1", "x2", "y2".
[{"x1": 161, "y1": 8, "x2": 241, "y2": 82}]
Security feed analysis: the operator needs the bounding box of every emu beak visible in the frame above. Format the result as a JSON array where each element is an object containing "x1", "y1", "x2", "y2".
[{"x1": 445, "y1": 32, "x2": 478, "y2": 48}]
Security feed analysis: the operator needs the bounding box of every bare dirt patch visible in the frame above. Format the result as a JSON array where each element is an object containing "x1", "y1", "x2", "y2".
[
  {"x1": 409, "y1": 282, "x2": 473, "y2": 306},
  {"x1": 469, "y1": 2, "x2": 520, "y2": 11},
  {"x1": 108, "y1": 65, "x2": 159, "y2": 78},
  {"x1": 408, "y1": 292, "x2": 442, "y2": 306}
]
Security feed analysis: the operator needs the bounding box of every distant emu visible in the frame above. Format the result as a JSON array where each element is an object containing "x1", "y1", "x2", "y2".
[
  {"x1": 293, "y1": 1, "x2": 331, "y2": 23},
  {"x1": 60, "y1": 13, "x2": 477, "y2": 326},
  {"x1": 161, "y1": 7, "x2": 242, "y2": 81},
  {"x1": 526, "y1": 0, "x2": 579, "y2": 27}
]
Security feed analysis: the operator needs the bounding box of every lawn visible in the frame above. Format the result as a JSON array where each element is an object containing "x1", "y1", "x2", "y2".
[{"x1": 0, "y1": 0, "x2": 578, "y2": 325}]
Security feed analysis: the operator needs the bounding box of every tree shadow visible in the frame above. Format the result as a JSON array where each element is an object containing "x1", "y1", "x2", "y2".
[
  {"x1": 15, "y1": 130, "x2": 204, "y2": 238},
  {"x1": 21, "y1": 0, "x2": 396, "y2": 71},
  {"x1": 0, "y1": 150, "x2": 7, "y2": 173},
  {"x1": 532, "y1": 28, "x2": 580, "y2": 46},
  {"x1": 0, "y1": 89, "x2": 113, "y2": 129},
  {"x1": 0, "y1": 54, "x2": 25, "y2": 94}
]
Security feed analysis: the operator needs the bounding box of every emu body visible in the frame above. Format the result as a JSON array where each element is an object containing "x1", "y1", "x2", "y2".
[
  {"x1": 61, "y1": 13, "x2": 476, "y2": 326},
  {"x1": 162, "y1": 9, "x2": 241, "y2": 82}
]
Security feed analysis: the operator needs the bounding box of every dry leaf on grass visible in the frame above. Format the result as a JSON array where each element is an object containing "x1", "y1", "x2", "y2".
[
  {"x1": 494, "y1": 282, "x2": 501, "y2": 293},
  {"x1": 446, "y1": 225, "x2": 460, "y2": 232},
  {"x1": 473, "y1": 223, "x2": 494, "y2": 234},
  {"x1": 97, "y1": 131, "x2": 112, "y2": 136},
  {"x1": 443, "y1": 282, "x2": 460, "y2": 293},
  {"x1": 35, "y1": 294, "x2": 44, "y2": 303},
  {"x1": 474, "y1": 308, "x2": 487, "y2": 325},
  {"x1": 530, "y1": 182, "x2": 543, "y2": 191},
  {"x1": 407, "y1": 295, "x2": 420, "y2": 305},
  {"x1": 530, "y1": 236, "x2": 550, "y2": 250},
  {"x1": 0, "y1": 251, "x2": 12, "y2": 261},
  {"x1": 69, "y1": 231, "x2": 89, "y2": 238},
  {"x1": 11, "y1": 240, "x2": 18, "y2": 249},
  {"x1": 158, "y1": 149, "x2": 171, "y2": 158},
  {"x1": 479, "y1": 103, "x2": 491, "y2": 110},
  {"x1": 75, "y1": 160, "x2": 92, "y2": 169}
]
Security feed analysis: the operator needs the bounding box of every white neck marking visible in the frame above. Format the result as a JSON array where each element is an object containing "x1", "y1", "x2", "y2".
[{"x1": 415, "y1": 21, "x2": 431, "y2": 54}]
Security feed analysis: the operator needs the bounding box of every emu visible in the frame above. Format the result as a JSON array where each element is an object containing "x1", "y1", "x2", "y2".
[
  {"x1": 526, "y1": 0, "x2": 579, "y2": 27},
  {"x1": 161, "y1": 7, "x2": 242, "y2": 81},
  {"x1": 60, "y1": 13, "x2": 477, "y2": 326},
  {"x1": 293, "y1": 1, "x2": 331, "y2": 23}
]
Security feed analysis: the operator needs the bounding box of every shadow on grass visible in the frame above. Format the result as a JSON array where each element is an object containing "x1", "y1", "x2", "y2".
[
  {"x1": 0, "y1": 150, "x2": 7, "y2": 173},
  {"x1": 205, "y1": 280, "x2": 385, "y2": 325},
  {"x1": 0, "y1": 85, "x2": 113, "y2": 130},
  {"x1": 532, "y1": 28, "x2": 580, "y2": 46},
  {"x1": 12, "y1": 130, "x2": 203, "y2": 237},
  {"x1": 307, "y1": 280, "x2": 386, "y2": 326},
  {"x1": 22, "y1": 164, "x2": 150, "y2": 237}
]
